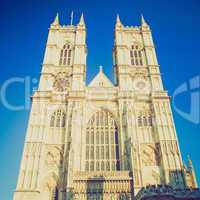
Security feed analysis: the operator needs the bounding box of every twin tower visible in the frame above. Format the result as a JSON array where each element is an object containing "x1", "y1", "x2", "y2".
[{"x1": 14, "y1": 13, "x2": 198, "y2": 200}]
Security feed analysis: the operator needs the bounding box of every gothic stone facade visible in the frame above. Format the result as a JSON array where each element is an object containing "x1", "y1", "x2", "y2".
[{"x1": 13, "y1": 14, "x2": 198, "y2": 200}]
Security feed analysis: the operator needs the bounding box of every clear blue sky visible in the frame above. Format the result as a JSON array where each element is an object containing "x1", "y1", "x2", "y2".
[{"x1": 0, "y1": 0, "x2": 199, "y2": 199}]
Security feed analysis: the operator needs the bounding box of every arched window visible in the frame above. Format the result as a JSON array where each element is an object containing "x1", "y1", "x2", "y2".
[
  {"x1": 138, "y1": 113, "x2": 153, "y2": 127},
  {"x1": 130, "y1": 45, "x2": 143, "y2": 66},
  {"x1": 50, "y1": 110, "x2": 66, "y2": 128},
  {"x1": 59, "y1": 44, "x2": 72, "y2": 66},
  {"x1": 85, "y1": 110, "x2": 120, "y2": 171}
]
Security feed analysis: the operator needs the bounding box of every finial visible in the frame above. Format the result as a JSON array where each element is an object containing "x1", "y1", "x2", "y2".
[
  {"x1": 78, "y1": 13, "x2": 85, "y2": 26},
  {"x1": 115, "y1": 14, "x2": 123, "y2": 28},
  {"x1": 70, "y1": 11, "x2": 74, "y2": 25},
  {"x1": 116, "y1": 14, "x2": 121, "y2": 23},
  {"x1": 52, "y1": 13, "x2": 59, "y2": 26},
  {"x1": 141, "y1": 14, "x2": 148, "y2": 26},
  {"x1": 99, "y1": 65, "x2": 103, "y2": 72},
  {"x1": 187, "y1": 155, "x2": 193, "y2": 167}
]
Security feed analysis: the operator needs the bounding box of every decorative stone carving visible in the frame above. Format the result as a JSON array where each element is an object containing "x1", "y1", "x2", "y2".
[
  {"x1": 72, "y1": 171, "x2": 133, "y2": 199},
  {"x1": 141, "y1": 144, "x2": 159, "y2": 166},
  {"x1": 53, "y1": 72, "x2": 70, "y2": 92},
  {"x1": 45, "y1": 146, "x2": 63, "y2": 167},
  {"x1": 135, "y1": 185, "x2": 200, "y2": 200}
]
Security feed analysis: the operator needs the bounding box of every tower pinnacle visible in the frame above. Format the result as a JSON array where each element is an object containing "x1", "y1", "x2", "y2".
[
  {"x1": 52, "y1": 13, "x2": 59, "y2": 26},
  {"x1": 99, "y1": 65, "x2": 103, "y2": 72},
  {"x1": 141, "y1": 14, "x2": 148, "y2": 27},
  {"x1": 115, "y1": 14, "x2": 123, "y2": 28},
  {"x1": 78, "y1": 13, "x2": 85, "y2": 26}
]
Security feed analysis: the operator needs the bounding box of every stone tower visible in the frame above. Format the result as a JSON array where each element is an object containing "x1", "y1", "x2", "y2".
[
  {"x1": 13, "y1": 14, "x2": 198, "y2": 200},
  {"x1": 113, "y1": 14, "x2": 187, "y2": 193}
]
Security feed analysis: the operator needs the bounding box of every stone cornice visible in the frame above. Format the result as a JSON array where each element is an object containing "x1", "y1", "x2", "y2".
[
  {"x1": 49, "y1": 25, "x2": 76, "y2": 33},
  {"x1": 14, "y1": 190, "x2": 40, "y2": 193},
  {"x1": 32, "y1": 89, "x2": 168, "y2": 102},
  {"x1": 73, "y1": 171, "x2": 132, "y2": 181},
  {"x1": 151, "y1": 91, "x2": 170, "y2": 99},
  {"x1": 148, "y1": 64, "x2": 160, "y2": 68}
]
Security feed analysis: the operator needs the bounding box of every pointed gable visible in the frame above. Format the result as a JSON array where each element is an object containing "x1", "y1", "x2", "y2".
[{"x1": 88, "y1": 66, "x2": 114, "y2": 88}]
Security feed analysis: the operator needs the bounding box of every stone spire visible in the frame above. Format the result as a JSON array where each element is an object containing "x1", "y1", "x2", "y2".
[
  {"x1": 78, "y1": 13, "x2": 85, "y2": 26},
  {"x1": 115, "y1": 14, "x2": 123, "y2": 28},
  {"x1": 52, "y1": 13, "x2": 59, "y2": 26}
]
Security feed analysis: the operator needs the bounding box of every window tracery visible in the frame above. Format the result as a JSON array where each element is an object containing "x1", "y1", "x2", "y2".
[
  {"x1": 85, "y1": 110, "x2": 120, "y2": 171},
  {"x1": 130, "y1": 44, "x2": 144, "y2": 66},
  {"x1": 50, "y1": 110, "x2": 66, "y2": 128},
  {"x1": 138, "y1": 112, "x2": 153, "y2": 127},
  {"x1": 59, "y1": 44, "x2": 73, "y2": 66}
]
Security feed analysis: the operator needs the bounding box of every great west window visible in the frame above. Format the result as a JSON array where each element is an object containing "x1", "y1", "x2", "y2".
[{"x1": 85, "y1": 110, "x2": 120, "y2": 171}]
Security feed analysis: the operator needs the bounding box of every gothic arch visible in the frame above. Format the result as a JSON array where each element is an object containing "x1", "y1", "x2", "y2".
[
  {"x1": 86, "y1": 108, "x2": 120, "y2": 128},
  {"x1": 85, "y1": 109, "x2": 120, "y2": 171},
  {"x1": 137, "y1": 109, "x2": 153, "y2": 127},
  {"x1": 45, "y1": 146, "x2": 63, "y2": 167},
  {"x1": 129, "y1": 41, "x2": 143, "y2": 49}
]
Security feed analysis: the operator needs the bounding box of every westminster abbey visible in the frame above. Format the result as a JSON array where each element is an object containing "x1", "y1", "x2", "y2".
[{"x1": 13, "y1": 14, "x2": 200, "y2": 200}]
